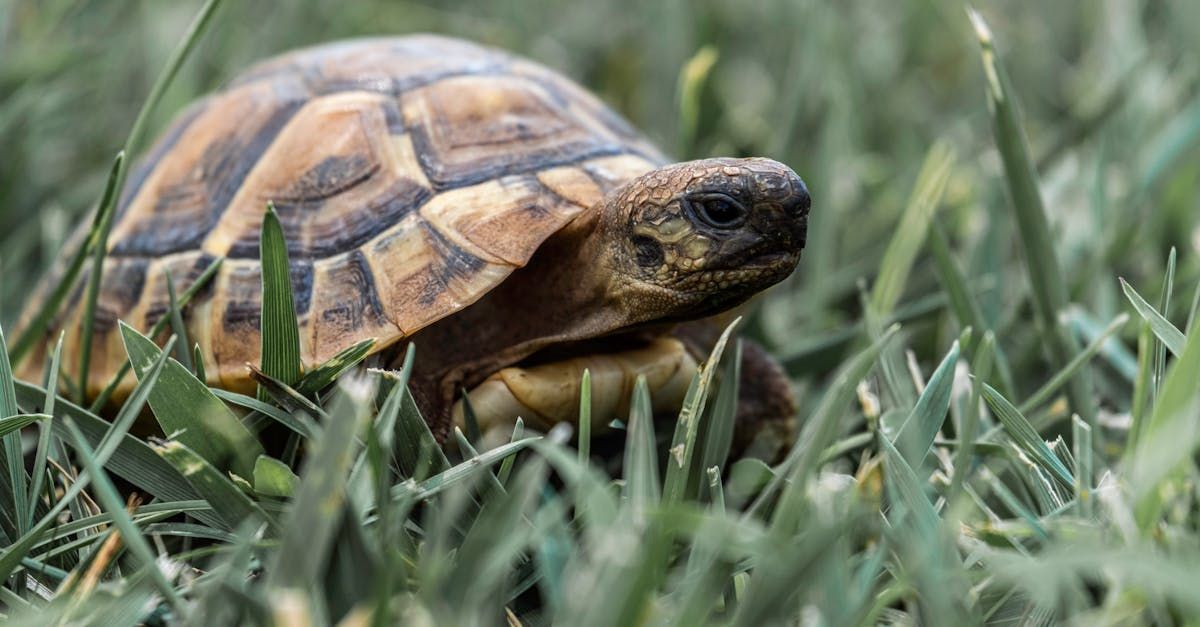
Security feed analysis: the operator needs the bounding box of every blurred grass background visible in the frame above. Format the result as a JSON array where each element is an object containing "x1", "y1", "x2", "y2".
[
  {"x1": 3, "y1": 1, "x2": 1200, "y2": 624},
  {"x1": 3, "y1": 0, "x2": 1199, "y2": 395}
]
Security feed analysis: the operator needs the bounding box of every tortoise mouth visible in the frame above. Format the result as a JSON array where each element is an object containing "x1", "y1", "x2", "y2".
[
  {"x1": 678, "y1": 250, "x2": 800, "y2": 289},
  {"x1": 663, "y1": 252, "x2": 799, "y2": 320}
]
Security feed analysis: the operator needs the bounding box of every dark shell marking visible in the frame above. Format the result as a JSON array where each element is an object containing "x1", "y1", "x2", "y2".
[{"x1": 20, "y1": 35, "x2": 664, "y2": 396}]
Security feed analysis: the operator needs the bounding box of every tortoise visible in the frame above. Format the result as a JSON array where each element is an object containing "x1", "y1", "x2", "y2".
[{"x1": 18, "y1": 35, "x2": 810, "y2": 451}]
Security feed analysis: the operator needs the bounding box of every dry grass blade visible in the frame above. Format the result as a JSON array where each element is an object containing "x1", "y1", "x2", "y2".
[
  {"x1": 63, "y1": 420, "x2": 183, "y2": 610},
  {"x1": 0, "y1": 392, "x2": 153, "y2": 585}
]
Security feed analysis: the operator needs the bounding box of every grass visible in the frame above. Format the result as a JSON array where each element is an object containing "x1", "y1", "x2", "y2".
[{"x1": 2, "y1": 0, "x2": 1200, "y2": 624}]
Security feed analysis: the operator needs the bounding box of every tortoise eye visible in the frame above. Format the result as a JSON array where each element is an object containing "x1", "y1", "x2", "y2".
[{"x1": 687, "y1": 193, "x2": 747, "y2": 229}]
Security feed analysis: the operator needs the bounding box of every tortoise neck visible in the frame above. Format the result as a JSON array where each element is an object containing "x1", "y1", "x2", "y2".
[{"x1": 402, "y1": 208, "x2": 628, "y2": 389}]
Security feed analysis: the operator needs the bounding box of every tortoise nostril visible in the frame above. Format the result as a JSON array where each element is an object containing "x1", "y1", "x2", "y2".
[{"x1": 787, "y1": 182, "x2": 811, "y2": 218}]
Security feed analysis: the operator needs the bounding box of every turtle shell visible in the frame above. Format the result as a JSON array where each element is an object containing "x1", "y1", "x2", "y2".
[{"x1": 19, "y1": 35, "x2": 667, "y2": 397}]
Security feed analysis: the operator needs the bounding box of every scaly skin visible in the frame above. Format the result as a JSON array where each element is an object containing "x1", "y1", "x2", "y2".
[{"x1": 402, "y1": 157, "x2": 810, "y2": 442}]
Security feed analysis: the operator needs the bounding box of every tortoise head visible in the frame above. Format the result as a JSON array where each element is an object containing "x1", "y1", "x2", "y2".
[{"x1": 598, "y1": 157, "x2": 810, "y2": 321}]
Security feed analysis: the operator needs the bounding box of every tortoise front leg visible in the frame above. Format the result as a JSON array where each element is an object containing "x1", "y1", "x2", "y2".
[{"x1": 451, "y1": 337, "x2": 697, "y2": 440}]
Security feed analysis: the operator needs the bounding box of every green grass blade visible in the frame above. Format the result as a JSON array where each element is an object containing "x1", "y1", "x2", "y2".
[
  {"x1": 248, "y1": 365, "x2": 327, "y2": 420},
  {"x1": 928, "y1": 222, "x2": 1016, "y2": 396},
  {"x1": 209, "y1": 388, "x2": 316, "y2": 439},
  {"x1": 970, "y1": 9, "x2": 1095, "y2": 429},
  {"x1": 870, "y1": 140, "x2": 954, "y2": 317},
  {"x1": 949, "y1": 332, "x2": 994, "y2": 505},
  {"x1": 193, "y1": 343, "x2": 207, "y2": 384},
  {"x1": 14, "y1": 383, "x2": 226, "y2": 532},
  {"x1": 258, "y1": 203, "x2": 302, "y2": 401},
  {"x1": 90, "y1": 254, "x2": 223, "y2": 411},
  {"x1": 453, "y1": 426, "x2": 506, "y2": 496},
  {"x1": 1187, "y1": 281, "x2": 1200, "y2": 335},
  {"x1": 295, "y1": 338, "x2": 375, "y2": 396},
  {"x1": 458, "y1": 392, "x2": 483, "y2": 446},
  {"x1": 749, "y1": 324, "x2": 899, "y2": 522},
  {"x1": 63, "y1": 419, "x2": 183, "y2": 611},
  {"x1": 1068, "y1": 308, "x2": 1138, "y2": 381},
  {"x1": 698, "y1": 340, "x2": 741, "y2": 477},
  {"x1": 1072, "y1": 415, "x2": 1092, "y2": 518},
  {"x1": 0, "y1": 324, "x2": 28, "y2": 540},
  {"x1": 1129, "y1": 317, "x2": 1152, "y2": 438},
  {"x1": 155, "y1": 440, "x2": 274, "y2": 533},
  {"x1": 623, "y1": 375, "x2": 659, "y2": 516},
  {"x1": 404, "y1": 436, "x2": 540, "y2": 501},
  {"x1": 862, "y1": 281, "x2": 912, "y2": 410},
  {"x1": 26, "y1": 334, "x2": 62, "y2": 530},
  {"x1": 389, "y1": 386, "x2": 452, "y2": 482},
  {"x1": 75, "y1": 151, "x2": 126, "y2": 402},
  {"x1": 879, "y1": 432, "x2": 939, "y2": 537},
  {"x1": 8, "y1": 163, "x2": 115, "y2": 368},
  {"x1": 267, "y1": 376, "x2": 373, "y2": 591},
  {"x1": 121, "y1": 321, "x2": 263, "y2": 478},
  {"x1": 892, "y1": 340, "x2": 959, "y2": 467},
  {"x1": 527, "y1": 439, "x2": 619, "y2": 538},
  {"x1": 1129, "y1": 314, "x2": 1200, "y2": 529},
  {"x1": 0, "y1": 329, "x2": 18, "y2": 417},
  {"x1": 880, "y1": 430, "x2": 973, "y2": 621},
  {"x1": 252, "y1": 454, "x2": 298, "y2": 497},
  {"x1": 374, "y1": 344, "x2": 413, "y2": 449},
  {"x1": 0, "y1": 400, "x2": 147, "y2": 584},
  {"x1": 0, "y1": 413, "x2": 47, "y2": 439},
  {"x1": 1120, "y1": 277, "x2": 1185, "y2": 357},
  {"x1": 1019, "y1": 313, "x2": 1129, "y2": 414},
  {"x1": 122, "y1": 0, "x2": 226, "y2": 160},
  {"x1": 164, "y1": 271, "x2": 194, "y2": 373},
  {"x1": 980, "y1": 384, "x2": 1074, "y2": 487},
  {"x1": 578, "y1": 368, "x2": 592, "y2": 464},
  {"x1": 75, "y1": 0, "x2": 225, "y2": 403},
  {"x1": 664, "y1": 318, "x2": 737, "y2": 505},
  {"x1": 1153, "y1": 249, "x2": 1177, "y2": 400},
  {"x1": 496, "y1": 417, "x2": 524, "y2": 486}
]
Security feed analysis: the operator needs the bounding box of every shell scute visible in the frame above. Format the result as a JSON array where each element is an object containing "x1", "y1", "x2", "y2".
[{"x1": 21, "y1": 35, "x2": 662, "y2": 395}]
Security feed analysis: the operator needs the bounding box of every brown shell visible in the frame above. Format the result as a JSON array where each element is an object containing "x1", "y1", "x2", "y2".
[{"x1": 19, "y1": 35, "x2": 665, "y2": 396}]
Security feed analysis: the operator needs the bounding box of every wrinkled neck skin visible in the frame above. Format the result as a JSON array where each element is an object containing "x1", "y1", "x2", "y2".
[{"x1": 399, "y1": 209, "x2": 644, "y2": 428}]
